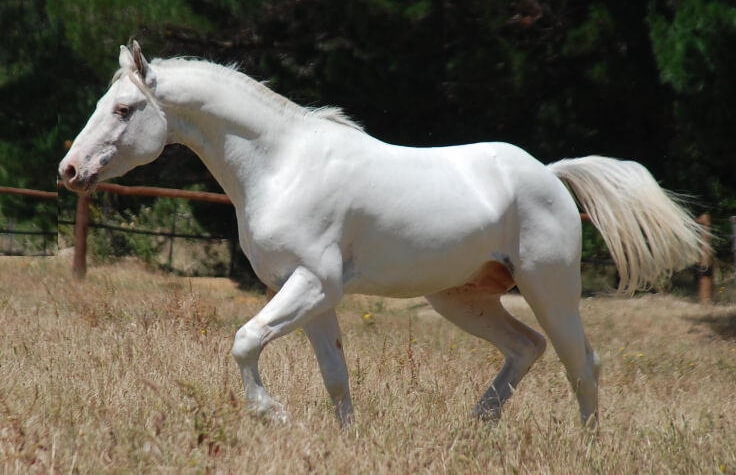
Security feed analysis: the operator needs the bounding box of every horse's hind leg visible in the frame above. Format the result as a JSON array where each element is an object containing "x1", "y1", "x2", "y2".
[
  {"x1": 425, "y1": 288, "x2": 547, "y2": 421},
  {"x1": 514, "y1": 265, "x2": 601, "y2": 426}
]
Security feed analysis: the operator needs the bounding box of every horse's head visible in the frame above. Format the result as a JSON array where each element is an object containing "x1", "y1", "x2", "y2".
[{"x1": 59, "y1": 41, "x2": 167, "y2": 192}]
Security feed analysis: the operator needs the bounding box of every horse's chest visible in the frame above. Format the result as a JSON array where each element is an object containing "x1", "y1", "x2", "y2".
[
  {"x1": 236, "y1": 235, "x2": 294, "y2": 289},
  {"x1": 236, "y1": 209, "x2": 334, "y2": 288}
]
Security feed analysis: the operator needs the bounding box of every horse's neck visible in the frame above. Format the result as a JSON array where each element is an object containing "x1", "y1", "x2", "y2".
[{"x1": 154, "y1": 62, "x2": 301, "y2": 204}]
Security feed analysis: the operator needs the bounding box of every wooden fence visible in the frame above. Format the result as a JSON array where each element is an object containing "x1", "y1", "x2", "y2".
[
  {"x1": 61, "y1": 183, "x2": 234, "y2": 278},
  {"x1": 0, "y1": 185, "x2": 58, "y2": 200},
  {"x1": 0, "y1": 184, "x2": 723, "y2": 304},
  {"x1": 0, "y1": 186, "x2": 58, "y2": 256}
]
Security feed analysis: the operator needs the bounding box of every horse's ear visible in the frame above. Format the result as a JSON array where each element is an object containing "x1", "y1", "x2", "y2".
[
  {"x1": 119, "y1": 45, "x2": 135, "y2": 71},
  {"x1": 130, "y1": 40, "x2": 156, "y2": 87}
]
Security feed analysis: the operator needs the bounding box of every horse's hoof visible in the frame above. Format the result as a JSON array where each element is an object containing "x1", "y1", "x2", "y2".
[
  {"x1": 268, "y1": 406, "x2": 290, "y2": 424},
  {"x1": 250, "y1": 401, "x2": 290, "y2": 424},
  {"x1": 472, "y1": 405, "x2": 502, "y2": 425}
]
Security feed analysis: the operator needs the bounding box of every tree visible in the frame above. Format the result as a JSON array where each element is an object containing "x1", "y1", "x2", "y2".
[
  {"x1": 648, "y1": 0, "x2": 736, "y2": 216},
  {"x1": 1, "y1": 0, "x2": 734, "y2": 258}
]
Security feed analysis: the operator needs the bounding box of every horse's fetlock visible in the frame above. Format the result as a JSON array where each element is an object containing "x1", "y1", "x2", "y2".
[
  {"x1": 323, "y1": 377, "x2": 348, "y2": 401},
  {"x1": 591, "y1": 350, "x2": 602, "y2": 382}
]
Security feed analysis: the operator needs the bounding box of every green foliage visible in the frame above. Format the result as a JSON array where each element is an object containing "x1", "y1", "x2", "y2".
[
  {"x1": 563, "y1": 3, "x2": 615, "y2": 57},
  {"x1": 88, "y1": 196, "x2": 210, "y2": 265},
  {"x1": 1, "y1": 0, "x2": 735, "y2": 266},
  {"x1": 0, "y1": 1, "x2": 100, "y2": 237},
  {"x1": 648, "y1": 0, "x2": 736, "y2": 93},
  {"x1": 647, "y1": 0, "x2": 736, "y2": 224},
  {"x1": 47, "y1": 0, "x2": 211, "y2": 80}
]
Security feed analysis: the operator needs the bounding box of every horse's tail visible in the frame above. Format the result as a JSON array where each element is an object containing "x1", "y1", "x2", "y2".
[{"x1": 547, "y1": 155, "x2": 706, "y2": 294}]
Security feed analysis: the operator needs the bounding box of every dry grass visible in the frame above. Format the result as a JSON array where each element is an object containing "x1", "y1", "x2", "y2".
[{"x1": 1, "y1": 256, "x2": 735, "y2": 473}]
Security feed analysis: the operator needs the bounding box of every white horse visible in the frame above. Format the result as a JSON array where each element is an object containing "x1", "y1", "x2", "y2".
[{"x1": 59, "y1": 42, "x2": 704, "y2": 427}]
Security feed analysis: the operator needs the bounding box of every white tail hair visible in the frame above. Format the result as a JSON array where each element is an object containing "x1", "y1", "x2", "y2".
[{"x1": 548, "y1": 156, "x2": 706, "y2": 294}]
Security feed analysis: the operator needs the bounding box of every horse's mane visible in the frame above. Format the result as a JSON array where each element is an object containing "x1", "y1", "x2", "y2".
[
  {"x1": 113, "y1": 57, "x2": 364, "y2": 132},
  {"x1": 308, "y1": 106, "x2": 364, "y2": 131}
]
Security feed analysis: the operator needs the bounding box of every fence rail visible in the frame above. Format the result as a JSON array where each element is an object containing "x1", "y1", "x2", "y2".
[
  {"x1": 81, "y1": 182, "x2": 232, "y2": 205},
  {"x1": 0, "y1": 185, "x2": 57, "y2": 200},
  {"x1": 0, "y1": 181, "x2": 234, "y2": 204}
]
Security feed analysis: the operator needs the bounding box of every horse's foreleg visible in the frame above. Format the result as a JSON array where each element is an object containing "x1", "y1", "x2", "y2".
[
  {"x1": 303, "y1": 311, "x2": 354, "y2": 427},
  {"x1": 425, "y1": 289, "x2": 547, "y2": 421},
  {"x1": 231, "y1": 265, "x2": 342, "y2": 421}
]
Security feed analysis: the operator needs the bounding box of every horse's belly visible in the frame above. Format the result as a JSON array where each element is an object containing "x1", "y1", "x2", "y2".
[
  {"x1": 341, "y1": 199, "x2": 514, "y2": 297},
  {"x1": 342, "y1": 233, "x2": 514, "y2": 297},
  {"x1": 343, "y1": 258, "x2": 514, "y2": 297},
  {"x1": 447, "y1": 261, "x2": 515, "y2": 295}
]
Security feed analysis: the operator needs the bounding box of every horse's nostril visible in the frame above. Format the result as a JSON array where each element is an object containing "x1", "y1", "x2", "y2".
[{"x1": 63, "y1": 163, "x2": 77, "y2": 182}]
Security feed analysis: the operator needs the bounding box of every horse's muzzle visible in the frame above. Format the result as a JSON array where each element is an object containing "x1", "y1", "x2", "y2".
[{"x1": 58, "y1": 160, "x2": 98, "y2": 193}]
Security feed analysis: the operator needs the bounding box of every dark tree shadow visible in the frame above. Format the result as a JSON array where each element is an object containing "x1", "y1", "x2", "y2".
[{"x1": 686, "y1": 310, "x2": 736, "y2": 340}]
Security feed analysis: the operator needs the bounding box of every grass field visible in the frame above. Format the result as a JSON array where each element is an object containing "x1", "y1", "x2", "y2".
[{"x1": 1, "y1": 256, "x2": 735, "y2": 473}]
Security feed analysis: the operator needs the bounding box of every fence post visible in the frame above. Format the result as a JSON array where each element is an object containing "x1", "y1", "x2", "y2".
[
  {"x1": 73, "y1": 194, "x2": 90, "y2": 279},
  {"x1": 167, "y1": 211, "x2": 177, "y2": 271},
  {"x1": 696, "y1": 214, "x2": 713, "y2": 305},
  {"x1": 731, "y1": 216, "x2": 736, "y2": 278},
  {"x1": 8, "y1": 219, "x2": 14, "y2": 255}
]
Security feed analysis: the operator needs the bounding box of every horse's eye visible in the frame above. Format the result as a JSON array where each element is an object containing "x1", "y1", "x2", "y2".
[{"x1": 114, "y1": 104, "x2": 132, "y2": 119}]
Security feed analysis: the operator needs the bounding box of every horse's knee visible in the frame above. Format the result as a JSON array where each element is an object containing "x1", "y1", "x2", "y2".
[{"x1": 231, "y1": 324, "x2": 263, "y2": 364}]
